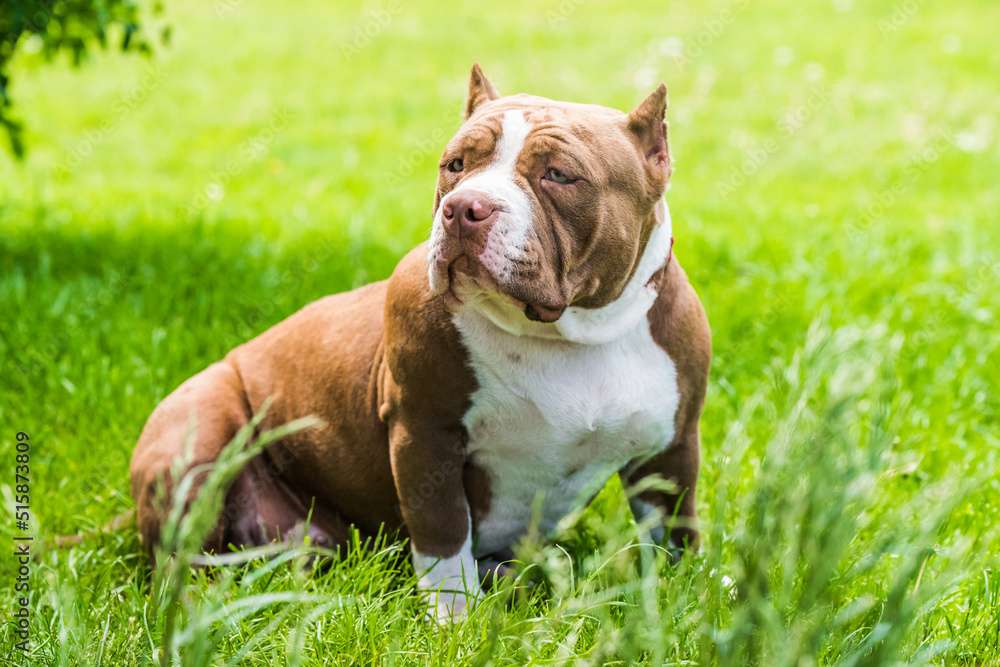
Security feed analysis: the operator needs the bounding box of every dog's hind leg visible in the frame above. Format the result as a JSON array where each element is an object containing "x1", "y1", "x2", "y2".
[
  {"x1": 219, "y1": 449, "x2": 354, "y2": 553},
  {"x1": 130, "y1": 360, "x2": 353, "y2": 559},
  {"x1": 130, "y1": 360, "x2": 255, "y2": 558}
]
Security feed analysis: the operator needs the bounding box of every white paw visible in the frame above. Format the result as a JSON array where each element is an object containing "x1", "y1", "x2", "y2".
[
  {"x1": 412, "y1": 531, "x2": 480, "y2": 625},
  {"x1": 424, "y1": 586, "x2": 480, "y2": 625}
]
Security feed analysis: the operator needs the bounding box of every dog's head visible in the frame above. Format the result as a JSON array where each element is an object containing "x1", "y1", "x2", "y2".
[{"x1": 428, "y1": 64, "x2": 674, "y2": 333}]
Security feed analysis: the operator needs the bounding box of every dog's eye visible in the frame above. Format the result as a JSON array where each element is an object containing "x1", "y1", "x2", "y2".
[
  {"x1": 544, "y1": 167, "x2": 570, "y2": 184},
  {"x1": 446, "y1": 158, "x2": 464, "y2": 173}
]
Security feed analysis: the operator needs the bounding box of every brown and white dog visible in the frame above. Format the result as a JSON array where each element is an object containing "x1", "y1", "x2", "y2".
[{"x1": 130, "y1": 64, "x2": 711, "y2": 621}]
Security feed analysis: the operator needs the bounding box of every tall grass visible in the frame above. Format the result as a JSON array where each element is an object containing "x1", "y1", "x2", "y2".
[
  {"x1": 15, "y1": 319, "x2": 994, "y2": 665},
  {"x1": 1, "y1": 0, "x2": 998, "y2": 662}
]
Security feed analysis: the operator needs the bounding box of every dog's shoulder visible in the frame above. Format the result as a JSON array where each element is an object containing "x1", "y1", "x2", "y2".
[
  {"x1": 382, "y1": 242, "x2": 478, "y2": 417},
  {"x1": 647, "y1": 257, "x2": 711, "y2": 428}
]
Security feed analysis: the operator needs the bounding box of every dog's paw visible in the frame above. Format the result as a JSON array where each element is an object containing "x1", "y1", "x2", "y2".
[{"x1": 423, "y1": 586, "x2": 480, "y2": 625}]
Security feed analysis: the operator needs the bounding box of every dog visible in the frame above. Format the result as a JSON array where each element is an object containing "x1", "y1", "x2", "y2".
[{"x1": 130, "y1": 64, "x2": 711, "y2": 621}]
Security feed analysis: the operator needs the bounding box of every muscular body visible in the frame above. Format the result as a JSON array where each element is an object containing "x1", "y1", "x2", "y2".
[{"x1": 130, "y1": 65, "x2": 711, "y2": 621}]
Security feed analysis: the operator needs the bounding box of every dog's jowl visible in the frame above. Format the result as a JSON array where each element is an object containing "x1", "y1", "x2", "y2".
[{"x1": 130, "y1": 64, "x2": 711, "y2": 622}]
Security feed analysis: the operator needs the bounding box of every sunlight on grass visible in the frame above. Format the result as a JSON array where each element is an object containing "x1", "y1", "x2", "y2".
[{"x1": 1, "y1": 0, "x2": 998, "y2": 663}]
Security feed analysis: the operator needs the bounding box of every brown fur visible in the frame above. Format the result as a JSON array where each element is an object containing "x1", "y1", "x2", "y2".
[
  {"x1": 626, "y1": 257, "x2": 712, "y2": 550},
  {"x1": 129, "y1": 66, "x2": 710, "y2": 570},
  {"x1": 433, "y1": 83, "x2": 674, "y2": 320}
]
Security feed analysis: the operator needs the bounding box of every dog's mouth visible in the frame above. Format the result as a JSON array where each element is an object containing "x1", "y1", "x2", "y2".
[
  {"x1": 440, "y1": 261, "x2": 471, "y2": 310},
  {"x1": 436, "y1": 255, "x2": 566, "y2": 323},
  {"x1": 520, "y1": 302, "x2": 565, "y2": 323}
]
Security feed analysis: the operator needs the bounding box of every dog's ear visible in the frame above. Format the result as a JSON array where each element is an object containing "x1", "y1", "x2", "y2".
[
  {"x1": 626, "y1": 83, "x2": 672, "y2": 178},
  {"x1": 465, "y1": 63, "x2": 501, "y2": 120}
]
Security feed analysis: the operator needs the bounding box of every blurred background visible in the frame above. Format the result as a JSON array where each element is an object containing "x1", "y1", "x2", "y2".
[
  {"x1": 1, "y1": 0, "x2": 999, "y2": 662},
  {"x1": 3, "y1": 0, "x2": 999, "y2": 563}
]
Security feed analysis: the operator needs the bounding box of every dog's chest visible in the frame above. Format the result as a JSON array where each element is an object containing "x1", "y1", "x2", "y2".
[{"x1": 454, "y1": 312, "x2": 680, "y2": 557}]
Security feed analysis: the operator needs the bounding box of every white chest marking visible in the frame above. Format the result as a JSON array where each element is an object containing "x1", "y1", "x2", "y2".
[
  {"x1": 453, "y1": 215, "x2": 680, "y2": 557},
  {"x1": 457, "y1": 312, "x2": 679, "y2": 556}
]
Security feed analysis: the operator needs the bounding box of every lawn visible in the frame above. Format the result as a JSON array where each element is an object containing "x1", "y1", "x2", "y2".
[{"x1": 1, "y1": 0, "x2": 999, "y2": 664}]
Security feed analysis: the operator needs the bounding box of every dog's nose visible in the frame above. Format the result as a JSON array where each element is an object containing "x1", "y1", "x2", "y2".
[{"x1": 442, "y1": 191, "x2": 497, "y2": 240}]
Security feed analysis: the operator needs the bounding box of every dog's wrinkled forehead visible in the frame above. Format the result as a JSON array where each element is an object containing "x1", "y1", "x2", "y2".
[
  {"x1": 427, "y1": 64, "x2": 673, "y2": 331},
  {"x1": 469, "y1": 95, "x2": 625, "y2": 131},
  {"x1": 436, "y1": 64, "x2": 672, "y2": 215},
  {"x1": 444, "y1": 95, "x2": 640, "y2": 186}
]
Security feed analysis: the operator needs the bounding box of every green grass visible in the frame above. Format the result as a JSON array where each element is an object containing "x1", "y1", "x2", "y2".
[{"x1": 2, "y1": 0, "x2": 999, "y2": 663}]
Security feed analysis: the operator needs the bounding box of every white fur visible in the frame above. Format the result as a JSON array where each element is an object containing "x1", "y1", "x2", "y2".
[
  {"x1": 453, "y1": 213, "x2": 679, "y2": 557},
  {"x1": 426, "y1": 104, "x2": 680, "y2": 566},
  {"x1": 556, "y1": 201, "x2": 673, "y2": 344},
  {"x1": 427, "y1": 222, "x2": 449, "y2": 295},
  {"x1": 412, "y1": 513, "x2": 480, "y2": 623},
  {"x1": 428, "y1": 110, "x2": 535, "y2": 291}
]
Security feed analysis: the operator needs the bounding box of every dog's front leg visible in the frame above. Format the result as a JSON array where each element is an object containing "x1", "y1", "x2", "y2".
[
  {"x1": 622, "y1": 424, "x2": 701, "y2": 560},
  {"x1": 388, "y1": 418, "x2": 479, "y2": 623}
]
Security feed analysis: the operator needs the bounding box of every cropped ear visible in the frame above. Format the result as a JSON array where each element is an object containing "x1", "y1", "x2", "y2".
[
  {"x1": 465, "y1": 63, "x2": 501, "y2": 120},
  {"x1": 626, "y1": 83, "x2": 672, "y2": 177}
]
